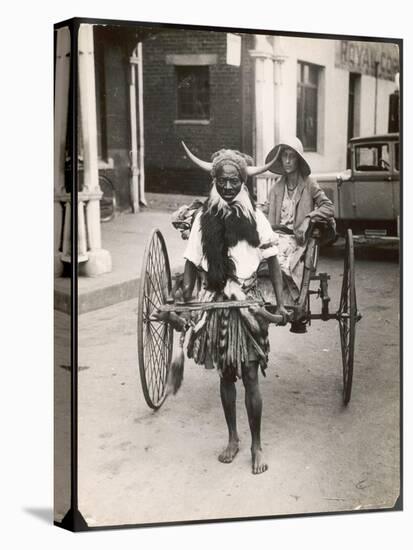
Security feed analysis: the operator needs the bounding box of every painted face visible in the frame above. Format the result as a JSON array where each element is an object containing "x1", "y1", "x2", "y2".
[
  {"x1": 215, "y1": 164, "x2": 243, "y2": 202},
  {"x1": 281, "y1": 147, "x2": 299, "y2": 174}
]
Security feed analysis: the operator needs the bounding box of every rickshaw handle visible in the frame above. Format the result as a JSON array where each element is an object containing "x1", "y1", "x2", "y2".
[{"x1": 154, "y1": 300, "x2": 294, "y2": 324}]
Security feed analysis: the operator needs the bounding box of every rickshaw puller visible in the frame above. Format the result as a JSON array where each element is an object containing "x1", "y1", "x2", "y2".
[{"x1": 181, "y1": 144, "x2": 288, "y2": 474}]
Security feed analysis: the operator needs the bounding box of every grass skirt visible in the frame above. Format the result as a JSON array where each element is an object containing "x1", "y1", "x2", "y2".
[{"x1": 186, "y1": 282, "x2": 270, "y2": 382}]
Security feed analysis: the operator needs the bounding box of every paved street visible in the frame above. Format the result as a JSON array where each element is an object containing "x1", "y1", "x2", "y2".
[{"x1": 53, "y1": 245, "x2": 400, "y2": 527}]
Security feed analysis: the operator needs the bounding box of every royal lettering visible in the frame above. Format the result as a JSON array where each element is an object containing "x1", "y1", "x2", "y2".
[{"x1": 336, "y1": 40, "x2": 398, "y2": 81}]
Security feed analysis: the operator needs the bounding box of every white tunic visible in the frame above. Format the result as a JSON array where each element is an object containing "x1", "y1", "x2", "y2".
[{"x1": 184, "y1": 209, "x2": 278, "y2": 281}]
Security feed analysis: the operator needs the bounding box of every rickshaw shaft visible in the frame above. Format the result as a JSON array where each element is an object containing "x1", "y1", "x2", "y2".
[{"x1": 156, "y1": 300, "x2": 294, "y2": 314}]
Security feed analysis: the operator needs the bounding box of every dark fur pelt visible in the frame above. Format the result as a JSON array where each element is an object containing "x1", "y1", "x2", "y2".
[{"x1": 200, "y1": 198, "x2": 259, "y2": 292}]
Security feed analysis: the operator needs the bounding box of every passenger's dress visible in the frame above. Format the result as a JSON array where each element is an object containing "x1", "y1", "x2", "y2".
[{"x1": 274, "y1": 187, "x2": 306, "y2": 305}]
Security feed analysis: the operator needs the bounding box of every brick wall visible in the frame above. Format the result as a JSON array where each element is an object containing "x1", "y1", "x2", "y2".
[
  {"x1": 93, "y1": 25, "x2": 255, "y2": 206},
  {"x1": 143, "y1": 29, "x2": 254, "y2": 195}
]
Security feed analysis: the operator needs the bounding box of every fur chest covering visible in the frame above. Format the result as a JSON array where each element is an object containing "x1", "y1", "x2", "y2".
[{"x1": 199, "y1": 185, "x2": 259, "y2": 291}]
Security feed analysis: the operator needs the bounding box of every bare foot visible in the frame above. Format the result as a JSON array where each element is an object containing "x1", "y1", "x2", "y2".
[
  {"x1": 251, "y1": 448, "x2": 268, "y2": 474},
  {"x1": 218, "y1": 440, "x2": 239, "y2": 463}
]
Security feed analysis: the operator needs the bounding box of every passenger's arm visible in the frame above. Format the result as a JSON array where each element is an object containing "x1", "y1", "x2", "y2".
[
  {"x1": 308, "y1": 180, "x2": 335, "y2": 221},
  {"x1": 295, "y1": 216, "x2": 311, "y2": 245},
  {"x1": 296, "y1": 180, "x2": 335, "y2": 244}
]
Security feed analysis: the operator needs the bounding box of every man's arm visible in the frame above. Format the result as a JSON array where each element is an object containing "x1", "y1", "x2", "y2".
[
  {"x1": 183, "y1": 260, "x2": 198, "y2": 302},
  {"x1": 267, "y1": 255, "x2": 288, "y2": 322}
]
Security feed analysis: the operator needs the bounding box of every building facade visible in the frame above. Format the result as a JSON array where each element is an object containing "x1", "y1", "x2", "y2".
[
  {"x1": 256, "y1": 36, "x2": 399, "y2": 174},
  {"x1": 84, "y1": 25, "x2": 401, "y2": 207},
  {"x1": 142, "y1": 29, "x2": 255, "y2": 195}
]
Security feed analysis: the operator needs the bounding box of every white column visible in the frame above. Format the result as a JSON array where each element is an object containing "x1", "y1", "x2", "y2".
[
  {"x1": 250, "y1": 35, "x2": 276, "y2": 204},
  {"x1": 272, "y1": 36, "x2": 287, "y2": 147},
  {"x1": 129, "y1": 48, "x2": 140, "y2": 213},
  {"x1": 61, "y1": 201, "x2": 71, "y2": 261},
  {"x1": 78, "y1": 199, "x2": 88, "y2": 260},
  {"x1": 137, "y1": 42, "x2": 146, "y2": 207},
  {"x1": 78, "y1": 24, "x2": 111, "y2": 276},
  {"x1": 54, "y1": 27, "x2": 71, "y2": 276},
  {"x1": 129, "y1": 42, "x2": 147, "y2": 211},
  {"x1": 250, "y1": 36, "x2": 276, "y2": 163},
  {"x1": 78, "y1": 24, "x2": 100, "y2": 194}
]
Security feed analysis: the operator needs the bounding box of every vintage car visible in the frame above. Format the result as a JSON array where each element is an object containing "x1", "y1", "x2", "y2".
[{"x1": 334, "y1": 133, "x2": 400, "y2": 240}]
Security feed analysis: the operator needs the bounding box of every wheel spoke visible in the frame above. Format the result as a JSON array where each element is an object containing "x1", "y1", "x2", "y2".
[
  {"x1": 137, "y1": 229, "x2": 173, "y2": 409},
  {"x1": 338, "y1": 229, "x2": 357, "y2": 405},
  {"x1": 144, "y1": 345, "x2": 162, "y2": 400},
  {"x1": 149, "y1": 241, "x2": 167, "y2": 297},
  {"x1": 146, "y1": 331, "x2": 164, "y2": 375},
  {"x1": 152, "y1": 245, "x2": 167, "y2": 300},
  {"x1": 149, "y1": 254, "x2": 163, "y2": 301},
  {"x1": 146, "y1": 272, "x2": 163, "y2": 306},
  {"x1": 146, "y1": 324, "x2": 169, "y2": 396},
  {"x1": 144, "y1": 292, "x2": 159, "y2": 314},
  {"x1": 147, "y1": 253, "x2": 164, "y2": 304},
  {"x1": 149, "y1": 320, "x2": 167, "y2": 340},
  {"x1": 149, "y1": 328, "x2": 167, "y2": 369}
]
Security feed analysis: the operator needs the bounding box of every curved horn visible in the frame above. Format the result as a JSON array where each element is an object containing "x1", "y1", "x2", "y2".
[
  {"x1": 246, "y1": 151, "x2": 280, "y2": 177},
  {"x1": 181, "y1": 141, "x2": 213, "y2": 172}
]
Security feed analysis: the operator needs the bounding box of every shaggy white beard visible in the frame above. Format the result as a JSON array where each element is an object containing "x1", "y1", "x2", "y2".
[{"x1": 206, "y1": 183, "x2": 255, "y2": 221}]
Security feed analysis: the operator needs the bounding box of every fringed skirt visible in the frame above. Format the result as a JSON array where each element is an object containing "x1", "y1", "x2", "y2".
[{"x1": 186, "y1": 281, "x2": 270, "y2": 382}]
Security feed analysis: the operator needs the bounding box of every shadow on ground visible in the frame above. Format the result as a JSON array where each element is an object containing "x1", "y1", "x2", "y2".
[{"x1": 23, "y1": 507, "x2": 53, "y2": 524}]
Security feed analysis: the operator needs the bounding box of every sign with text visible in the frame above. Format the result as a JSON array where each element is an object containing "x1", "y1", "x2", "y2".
[{"x1": 335, "y1": 40, "x2": 399, "y2": 81}]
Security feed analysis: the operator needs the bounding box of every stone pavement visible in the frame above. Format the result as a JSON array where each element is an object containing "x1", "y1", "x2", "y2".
[
  {"x1": 60, "y1": 251, "x2": 400, "y2": 526},
  {"x1": 54, "y1": 193, "x2": 201, "y2": 314}
]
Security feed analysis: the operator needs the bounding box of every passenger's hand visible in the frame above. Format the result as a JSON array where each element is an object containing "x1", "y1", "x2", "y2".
[{"x1": 296, "y1": 217, "x2": 311, "y2": 245}]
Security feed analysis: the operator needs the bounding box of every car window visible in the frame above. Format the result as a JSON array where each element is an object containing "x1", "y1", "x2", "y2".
[{"x1": 355, "y1": 143, "x2": 390, "y2": 171}]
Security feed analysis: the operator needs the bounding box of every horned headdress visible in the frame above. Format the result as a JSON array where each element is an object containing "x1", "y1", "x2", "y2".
[{"x1": 181, "y1": 141, "x2": 279, "y2": 180}]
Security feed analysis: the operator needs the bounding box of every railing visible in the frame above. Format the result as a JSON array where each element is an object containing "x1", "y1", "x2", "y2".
[{"x1": 256, "y1": 171, "x2": 339, "y2": 206}]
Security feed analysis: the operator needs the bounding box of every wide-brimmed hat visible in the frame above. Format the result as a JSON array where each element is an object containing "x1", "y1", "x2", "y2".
[{"x1": 265, "y1": 136, "x2": 311, "y2": 177}]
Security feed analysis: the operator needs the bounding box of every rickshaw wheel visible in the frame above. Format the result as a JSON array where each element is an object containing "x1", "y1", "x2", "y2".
[
  {"x1": 338, "y1": 229, "x2": 357, "y2": 405},
  {"x1": 137, "y1": 229, "x2": 173, "y2": 409}
]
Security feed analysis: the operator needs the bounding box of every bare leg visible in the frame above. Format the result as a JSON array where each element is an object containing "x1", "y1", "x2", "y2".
[
  {"x1": 218, "y1": 377, "x2": 240, "y2": 463},
  {"x1": 242, "y1": 362, "x2": 268, "y2": 474}
]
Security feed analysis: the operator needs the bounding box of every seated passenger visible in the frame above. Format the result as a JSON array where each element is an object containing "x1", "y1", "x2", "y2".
[{"x1": 265, "y1": 137, "x2": 335, "y2": 330}]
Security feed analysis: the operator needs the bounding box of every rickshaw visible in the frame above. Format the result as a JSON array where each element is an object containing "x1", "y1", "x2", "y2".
[{"x1": 137, "y1": 213, "x2": 362, "y2": 410}]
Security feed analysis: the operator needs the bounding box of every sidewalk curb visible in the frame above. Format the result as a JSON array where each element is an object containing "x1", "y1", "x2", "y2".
[
  {"x1": 54, "y1": 278, "x2": 140, "y2": 315},
  {"x1": 54, "y1": 267, "x2": 184, "y2": 315}
]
